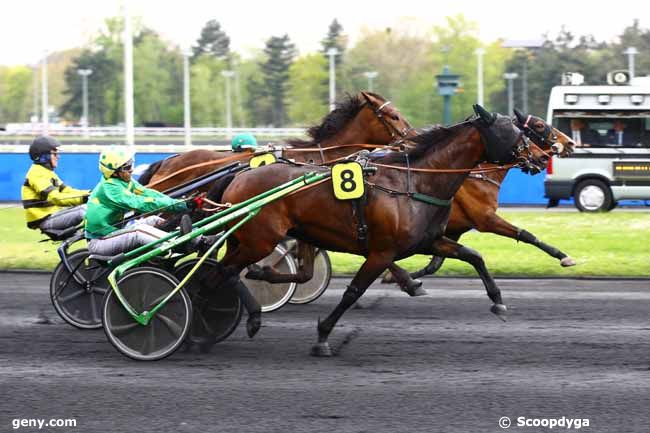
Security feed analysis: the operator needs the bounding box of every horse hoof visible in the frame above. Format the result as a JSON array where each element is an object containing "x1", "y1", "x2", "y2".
[
  {"x1": 400, "y1": 279, "x2": 427, "y2": 297},
  {"x1": 310, "y1": 342, "x2": 333, "y2": 357},
  {"x1": 490, "y1": 303, "x2": 508, "y2": 322},
  {"x1": 380, "y1": 271, "x2": 395, "y2": 284},
  {"x1": 246, "y1": 313, "x2": 261, "y2": 338},
  {"x1": 560, "y1": 257, "x2": 576, "y2": 267}
]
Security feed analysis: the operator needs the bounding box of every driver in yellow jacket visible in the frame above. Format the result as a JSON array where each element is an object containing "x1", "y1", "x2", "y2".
[{"x1": 21, "y1": 136, "x2": 89, "y2": 232}]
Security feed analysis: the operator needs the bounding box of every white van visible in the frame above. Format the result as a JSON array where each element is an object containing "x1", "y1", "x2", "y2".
[{"x1": 544, "y1": 72, "x2": 650, "y2": 211}]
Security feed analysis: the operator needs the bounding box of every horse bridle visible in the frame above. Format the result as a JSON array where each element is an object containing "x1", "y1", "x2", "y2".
[
  {"x1": 516, "y1": 114, "x2": 559, "y2": 152},
  {"x1": 368, "y1": 100, "x2": 414, "y2": 143}
]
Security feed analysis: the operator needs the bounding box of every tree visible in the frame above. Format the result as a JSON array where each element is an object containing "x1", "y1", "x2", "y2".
[
  {"x1": 133, "y1": 30, "x2": 181, "y2": 124},
  {"x1": 260, "y1": 35, "x2": 297, "y2": 127},
  {"x1": 193, "y1": 20, "x2": 231, "y2": 63},
  {"x1": 60, "y1": 49, "x2": 118, "y2": 125},
  {"x1": 190, "y1": 55, "x2": 229, "y2": 126},
  {"x1": 0, "y1": 66, "x2": 32, "y2": 122},
  {"x1": 286, "y1": 54, "x2": 328, "y2": 125}
]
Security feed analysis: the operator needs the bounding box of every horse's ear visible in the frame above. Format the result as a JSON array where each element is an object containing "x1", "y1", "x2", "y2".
[
  {"x1": 513, "y1": 108, "x2": 526, "y2": 124},
  {"x1": 360, "y1": 91, "x2": 373, "y2": 105},
  {"x1": 473, "y1": 104, "x2": 495, "y2": 125}
]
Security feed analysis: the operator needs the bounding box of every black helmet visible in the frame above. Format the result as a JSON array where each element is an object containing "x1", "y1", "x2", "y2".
[{"x1": 29, "y1": 136, "x2": 60, "y2": 163}]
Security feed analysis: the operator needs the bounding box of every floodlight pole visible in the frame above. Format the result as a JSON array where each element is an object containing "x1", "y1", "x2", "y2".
[
  {"x1": 475, "y1": 48, "x2": 485, "y2": 106},
  {"x1": 41, "y1": 51, "x2": 49, "y2": 134},
  {"x1": 123, "y1": 0, "x2": 135, "y2": 145},
  {"x1": 327, "y1": 48, "x2": 338, "y2": 111}
]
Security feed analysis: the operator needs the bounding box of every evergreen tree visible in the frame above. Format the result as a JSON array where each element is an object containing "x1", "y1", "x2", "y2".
[
  {"x1": 60, "y1": 49, "x2": 117, "y2": 125},
  {"x1": 260, "y1": 35, "x2": 296, "y2": 127},
  {"x1": 193, "y1": 20, "x2": 231, "y2": 62}
]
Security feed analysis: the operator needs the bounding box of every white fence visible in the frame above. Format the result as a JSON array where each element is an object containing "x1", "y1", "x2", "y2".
[{"x1": 0, "y1": 124, "x2": 307, "y2": 138}]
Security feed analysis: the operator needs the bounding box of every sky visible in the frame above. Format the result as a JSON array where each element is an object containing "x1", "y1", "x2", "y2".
[{"x1": 1, "y1": 0, "x2": 645, "y2": 66}]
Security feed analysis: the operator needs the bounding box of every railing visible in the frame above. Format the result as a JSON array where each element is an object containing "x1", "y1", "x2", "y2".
[{"x1": 0, "y1": 124, "x2": 307, "y2": 138}]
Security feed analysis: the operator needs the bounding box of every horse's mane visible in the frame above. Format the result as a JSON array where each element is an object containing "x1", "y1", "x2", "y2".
[
  {"x1": 286, "y1": 93, "x2": 385, "y2": 148},
  {"x1": 380, "y1": 120, "x2": 474, "y2": 164}
]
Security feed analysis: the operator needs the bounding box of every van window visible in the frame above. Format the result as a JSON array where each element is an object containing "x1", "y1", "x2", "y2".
[{"x1": 553, "y1": 117, "x2": 650, "y2": 148}]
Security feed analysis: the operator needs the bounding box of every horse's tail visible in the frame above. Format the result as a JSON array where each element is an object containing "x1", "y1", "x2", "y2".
[
  {"x1": 206, "y1": 173, "x2": 236, "y2": 203},
  {"x1": 138, "y1": 160, "x2": 164, "y2": 186}
]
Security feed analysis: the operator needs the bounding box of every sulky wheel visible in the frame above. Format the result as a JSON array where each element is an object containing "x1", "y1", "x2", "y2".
[
  {"x1": 242, "y1": 244, "x2": 298, "y2": 312},
  {"x1": 50, "y1": 249, "x2": 108, "y2": 329},
  {"x1": 174, "y1": 258, "x2": 243, "y2": 348},
  {"x1": 102, "y1": 267, "x2": 191, "y2": 361},
  {"x1": 289, "y1": 248, "x2": 332, "y2": 305}
]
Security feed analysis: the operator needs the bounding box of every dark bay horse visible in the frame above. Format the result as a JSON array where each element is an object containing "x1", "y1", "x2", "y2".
[
  {"x1": 139, "y1": 91, "x2": 416, "y2": 289},
  {"x1": 138, "y1": 91, "x2": 415, "y2": 192},
  {"x1": 384, "y1": 109, "x2": 576, "y2": 293},
  {"x1": 217, "y1": 105, "x2": 549, "y2": 356}
]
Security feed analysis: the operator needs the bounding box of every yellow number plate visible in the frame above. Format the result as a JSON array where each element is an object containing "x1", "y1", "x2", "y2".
[
  {"x1": 332, "y1": 162, "x2": 364, "y2": 200},
  {"x1": 250, "y1": 153, "x2": 277, "y2": 168}
]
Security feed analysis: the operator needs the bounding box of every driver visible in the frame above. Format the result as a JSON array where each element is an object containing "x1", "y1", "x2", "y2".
[
  {"x1": 231, "y1": 133, "x2": 258, "y2": 152},
  {"x1": 84, "y1": 147, "x2": 212, "y2": 256},
  {"x1": 21, "y1": 136, "x2": 89, "y2": 232}
]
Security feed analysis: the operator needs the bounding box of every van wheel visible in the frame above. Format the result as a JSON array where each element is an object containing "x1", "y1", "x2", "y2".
[{"x1": 574, "y1": 179, "x2": 613, "y2": 212}]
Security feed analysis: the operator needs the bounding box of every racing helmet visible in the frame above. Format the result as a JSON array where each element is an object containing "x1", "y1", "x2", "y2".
[
  {"x1": 29, "y1": 136, "x2": 61, "y2": 164},
  {"x1": 231, "y1": 133, "x2": 258, "y2": 152},
  {"x1": 99, "y1": 146, "x2": 136, "y2": 179}
]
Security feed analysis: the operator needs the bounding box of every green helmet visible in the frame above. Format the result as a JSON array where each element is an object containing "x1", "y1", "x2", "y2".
[
  {"x1": 231, "y1": 133, "x2": 258, "y2": 152},
  {"x1": 99, "y1": 146, "x2": 135, "y2": 179}
]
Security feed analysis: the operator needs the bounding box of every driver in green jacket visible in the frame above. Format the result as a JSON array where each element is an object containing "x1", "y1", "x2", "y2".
[{"x1": 85, "y1": 147, "x2": 202, "y2": 256}]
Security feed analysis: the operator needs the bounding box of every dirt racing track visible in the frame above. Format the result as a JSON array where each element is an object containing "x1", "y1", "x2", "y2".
[{"x1": 1, "y1": 273, "x2": 650, "y2": 433}]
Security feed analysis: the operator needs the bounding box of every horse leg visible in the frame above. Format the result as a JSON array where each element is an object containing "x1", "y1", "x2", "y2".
[
  {"x1": 245, "y1": 241, "x2": 316, "y2": 284},
  {"x1": 220, "y1": 239, "x2": 277, "y2": 338},
  {"x1": 430, "y1": 237, "x2": 508, "y2": 320},
  {"x1": 477, "y1": 213, "x2": 576, "y2": 267},
  {"x1": 408, "y1": 233, "x2": 462, "y2": 279},
  {"x1": 312, "y1": 252, "x2": 393, "y2": 357},
  {"x1": 385, "y1": 263, "x2": 426, "y2": 297}
]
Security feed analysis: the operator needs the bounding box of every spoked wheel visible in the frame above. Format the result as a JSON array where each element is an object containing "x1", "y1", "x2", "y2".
[
  {"x1": 290, "y1": 248, "x2": 332, "y2": 304},
  {"x1": 242, "y1": 244, "x2": 298, "y2": 312},
  {"x1": 174, "y1": 258, "x2": 243, "y2": 347},
  {"x1": 50, "y1": 249, "x2": 108, "y2": 329},
  {"x1": 102, "y1": 267, "x2": 191, "y2": 361}
]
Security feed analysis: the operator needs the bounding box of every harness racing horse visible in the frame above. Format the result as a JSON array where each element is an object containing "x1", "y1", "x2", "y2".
[
  {"x1": 384, "y1": 109, "x2": 576, "y2": 294},
  {"x1": 217, "y1": 105, "x2": 549, "y2": 356},
  {"x1": 137, "y1": 91, "x2": 416, "y2": 295},
  {"x1": 138, "y1": 91, "x2": 414, "y2": 191}
]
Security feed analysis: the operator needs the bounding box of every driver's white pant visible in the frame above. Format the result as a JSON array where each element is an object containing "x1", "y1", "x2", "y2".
[
  {"x1": 39, "y1": 205, "x2": 86, "y2": 231},
  {"x1": 87, "y1": 216, "x2": 166, "y2": 256}
]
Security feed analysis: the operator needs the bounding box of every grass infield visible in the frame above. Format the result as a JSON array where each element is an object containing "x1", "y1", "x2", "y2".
[{"x1": 0, "y1": 208, "x2": 648, "y2": 277}]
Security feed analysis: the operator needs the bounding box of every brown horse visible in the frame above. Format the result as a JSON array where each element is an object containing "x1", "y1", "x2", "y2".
[
  {"x1": 384, "y1": 109, "x2": 576, "y2": 294},
  {"x1": 139, "y1": 91, "x2": 416, "y2": 289},
  {"x1": 217, "y1": 105, "x2": 549, "y2": 356},
  {"x1": 138, "y1": 91, "x2": 415, "y2": 192}
]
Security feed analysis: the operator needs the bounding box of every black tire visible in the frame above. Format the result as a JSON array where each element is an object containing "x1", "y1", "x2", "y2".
[
  {"x1": 574, "y1": 179, "x2": 613, "y2": 212},
  {"x1": 50, "y1": 249, "x2": 107, "y2": 329},
  {"x1": 102, "y1": 267, "x2": 191, "y2": 361},
  {"x1": 174, "y1": 259, "x2": 243, "y2": 346},
  {"x1": 289, "y1": 249, "x2": 332, "y2": 304}
]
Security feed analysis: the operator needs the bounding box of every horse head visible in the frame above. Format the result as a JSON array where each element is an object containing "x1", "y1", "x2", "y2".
[
  {"x1": 513, "y1": 108, "x2": 575, "y2": 157},
  {"x1": 473, "y1": 104, "x2": 548, "y2": 174},
  {"x1": 360, "y1": 91, "x2": 416, "y2": 143}
]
